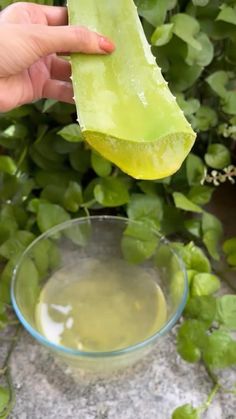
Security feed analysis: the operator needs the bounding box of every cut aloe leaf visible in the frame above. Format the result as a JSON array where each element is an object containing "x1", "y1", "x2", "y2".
[{"x1": 68, "y1": 0, "x2": 196, "y2": 180}]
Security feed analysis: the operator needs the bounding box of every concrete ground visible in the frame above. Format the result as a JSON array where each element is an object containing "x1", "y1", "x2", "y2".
[{"x1": 3, "y1": 327, "x2": 235, "y2": 419}]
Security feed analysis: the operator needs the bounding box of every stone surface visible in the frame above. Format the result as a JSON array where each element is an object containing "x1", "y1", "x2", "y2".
[{"x1": 6, "y1": 329, "x2": 236, "y2": 419}]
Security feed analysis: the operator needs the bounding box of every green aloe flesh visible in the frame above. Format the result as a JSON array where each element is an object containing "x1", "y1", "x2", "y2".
[{"x1": 68, "y1": 0, "x2": 196, "y2": 180}]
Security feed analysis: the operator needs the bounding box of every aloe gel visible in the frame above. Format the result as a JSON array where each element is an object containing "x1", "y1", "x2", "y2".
[{"x1": 35, "y1": 258, "x2": 167, "y2": 351}]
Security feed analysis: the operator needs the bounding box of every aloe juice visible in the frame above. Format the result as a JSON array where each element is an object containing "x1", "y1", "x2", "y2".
[{"x1": 35, "y1": 258, "x2": 167, "y2": 352}]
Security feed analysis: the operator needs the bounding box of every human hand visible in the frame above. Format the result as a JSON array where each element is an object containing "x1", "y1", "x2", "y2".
[{"x1": 0, "y1": 2, "x2": 115, "y2": 112}]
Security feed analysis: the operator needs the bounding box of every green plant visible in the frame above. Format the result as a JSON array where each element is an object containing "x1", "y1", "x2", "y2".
[{"x1": 0, "y1": 0, "x2": 236, "y2": 417}]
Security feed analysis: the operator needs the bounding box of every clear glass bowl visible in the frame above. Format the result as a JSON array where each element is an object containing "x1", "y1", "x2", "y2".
[{"x1": 11, "y1": 216, "x2": 187, "y2": 372}]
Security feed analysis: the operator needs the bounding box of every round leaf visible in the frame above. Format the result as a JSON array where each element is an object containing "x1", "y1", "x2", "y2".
[
  {"x1": 0, "y1": 386, "x2": 10, "y2": 415},
  {"x1": 94, "y1": 177, "x2": 129, "y2": 207},
  {"x1": 173, "y1": 192, "x2": 202, "y2": 213},
  {"x1": 58, "y1": 124, "x2": 83, "y2": 142},
  {"x1": 91, "y1": 151, "x2": 112, "y2": 177},
  {"x1": 127, "y1": 193, "x2": 163, "y2": 229},
  {"x1": 186, "y1": 154, "x2": 205, "y2": 186},
  {"x1": 216, "y1": 295, "x2": 236, "y2": 330},
  {"x1": 0, "y1": 156, "x2": 16, "y2": 175},
  {"x1": 180, "y1": 242, "x2": 211, "y2": 273},
  {"x1": 171, "y1": 14, "x2": 201, "y2": 50},
  {"x1": 202, "y1": 330, "x2": 236, "y2": 369},
  {"x1": 191, "y1": 273, "x2": 221, "y2": 296},
  {"x1": 188, "y1": 186, "x2": 214, "y2": 206},
  {"x1": 172, "y1": 404, "x2": 199, "y2": 419},
  {"x1": 205, "y1": 144, "x2": 231, "y2": 169},
  {"x1": 151, "y1": 23, "x2": 174, "y2": 46},
  {"x1": 37, "y1": 202, "x2": 70, "y2": 233}
]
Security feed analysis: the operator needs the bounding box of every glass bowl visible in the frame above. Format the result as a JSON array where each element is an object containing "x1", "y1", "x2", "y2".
[{"x1": 11, "y1": 216, "x2": 187, "y2": 372}]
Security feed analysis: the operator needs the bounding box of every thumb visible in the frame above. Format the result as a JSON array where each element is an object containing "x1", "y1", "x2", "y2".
[{"x1": 31, "y1": 24, "x2": 115, "y2": 56}]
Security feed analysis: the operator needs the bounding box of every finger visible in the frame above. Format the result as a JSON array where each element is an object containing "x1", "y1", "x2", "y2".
[
  {"x1": 0, "y1": 2, "x2": 67, "y2": 26},
  {"x1": 32, "y1": 25, "x2": 115, "y2": 56},
  {"x1": 50, "y1": 56, "x2": 71, "y2": 82},
  {"x1": 39, "y1": 5, "x2": 68, "y2": 26},
  {"x1": 42, "y1": 79, "x2": 74, "y2": 104}
]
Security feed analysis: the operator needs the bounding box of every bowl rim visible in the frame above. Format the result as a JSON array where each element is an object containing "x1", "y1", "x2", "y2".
[{"x1": 11, "y1": 215, "x2": 188, "y2": 358}]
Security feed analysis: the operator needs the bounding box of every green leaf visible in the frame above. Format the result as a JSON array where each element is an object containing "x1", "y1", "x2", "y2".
[
  {"x1": 186, "y1": 33, "x2": 214, "y2": 67},
  {"x1": 91, "y1": 151, "x2": 112, "y2": 177},
  {"x1": 161, "y1": 205, "x2": 185, "y2": 235},
  {"x1": 121, "y1": 222, "x2": 158, "y2": 264},
  {"x1": 127, "y1": 193, "x2": 163, "y2": 230},
  {"x1": 188, "y1": 185, "x2": 214, "y2": 205},
  {"x1": 0, "y1": 156, "x2": 16, "y2": 175},
  {"x1": 216, "y1": 5, "x2": 236, "y2": 25},
  {"x1": 0, "y1": 386, "x2": 10, "y2": 416},
  {"x1": 16, "y1": 258, "x2": 40, "y2": 321},
  {"x1": 41, "y1": 185, "x2": 66, "y2": 207},
  {"x1": 184, "y1": 219, "x2": 201, "y2": 238},
  {"x1": 202, "y1": 212, "x2": 223, "y2": 236},
  {"x1": 172, "y1": 404, "x2": 199, "y2": 419},
  {"x1": 178, "y1": 319, "x2": 208, "y2": 348},
  {"x1": 171, "y1": 14, "x2": 201, "y2": 50},
  {"x1": 202, "y1": 330, "x2": 236, "y2": 369},
  {"x1": 64, "y1": 220, "x2": 91, "y2": 247},
  {"x1": 173, "y1": 192, "x2": 203, "y2": 213},
  {"x1": 176, "y1": 94, "x2": 200, "y2": 117},
  {"x1": 94, "y1": 177, "x2": 129, "y2": 207},
  {"x1": 191, "y1": 273, "x2": 220, "y2": 296},
  {"x1": 206, "y1": 71, "x2": 228, "y2": 98},
  {"x1": 177, "y1": 339, "x2": 201, "y2": 363},
  {"x1": 177, "y1": 319, "x2": 207, "y2": 362},
  {"x1": 31, "y1": 239, "x2": 51, "y2": 278},
  {"x1": 37, "y1": 202, "x2": 70, "y2": 233},
  {"x1": 202, "y1": 212, "x2": 223, "y2": 260},
  {"x1": 69, "y1": 146, "x2": 91, "y2": 173},
  {"x1": 193, "y1": 106, "x2": 217, "y2": 131},
  {"x1": 186, "y1": 154, "x2": 205, "y2": 185},
  {"x1": 35, "y1": 169, "x2": 78, "y2": 188},
  {"x1": 203, "y1": 230, "x2": 221, "y2": 261},
  {"x1": 42, "y1": 99, "x2": 58, "y2": 112},
  {"x1": 0, "y1": 231, "x2": 35, "y2": 260},
  {"x1": 205, "y1": 144, "x2": 231, "y2": 169},
  {"x1": 0, "y1": 211, "x2": 18, "y2": 245},
  {"x1": 223, "y1": 237, "x2": 236, "y2": 254},
  {"x1": 179, "y1": 242, "x2": 211, "y2": 273},
  {"x1": 168, "y1": 62, "x2": 203, "y2": 92},
  {"x1": 216, "y1": 295, "x2": 236, "y2": 330},
  {"x1": 222, "y1": 91, "x2": 236, "y2": 115},
  {"x1": 138, "y1": 180, "x2": 159, "y2": 196},
  {"x1": 151, "y1": 23, "x2": 174, "y2": 46},
  {"x1": 136, "y1": 0, "x2": 177, "y2": 27},
  {"x1": 58, "y1": 124, "x2": 84, "y2": 142},
  {"x1": 223, "y1": 237, "x2": 236, "y2": 265},
  {"x1": 63, "y1": 181, "x2": 83, "y2": 212},
  {"x1": 184, "y1": 296, "x2": 217, "y2": 326}
]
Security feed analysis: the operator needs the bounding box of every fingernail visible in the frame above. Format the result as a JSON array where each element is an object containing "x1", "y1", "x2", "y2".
[{"x1": 99, "y1": 37, "x2": 115, "y2": 53}]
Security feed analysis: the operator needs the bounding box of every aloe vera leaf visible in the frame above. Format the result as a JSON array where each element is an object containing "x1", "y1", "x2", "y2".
[{"x1": 68, "y1": 0, "x2": 196, "y2": 180}]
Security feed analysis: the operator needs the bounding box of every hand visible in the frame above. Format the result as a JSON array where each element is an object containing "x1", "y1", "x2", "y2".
[{"x1": 0, "y1": 2, "x2": 115, "y2": 112}]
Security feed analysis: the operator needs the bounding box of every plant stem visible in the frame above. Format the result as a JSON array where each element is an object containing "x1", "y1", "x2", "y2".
[
  {"x1": 203, "y1": 361, "x2": 219, "y2": 387},
  {"x1": 81, "y1": 199, "x2": 96, "y2": 209},
  {"x1": 198, "y1": 381, "x2": 221, "y2": 415}
]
